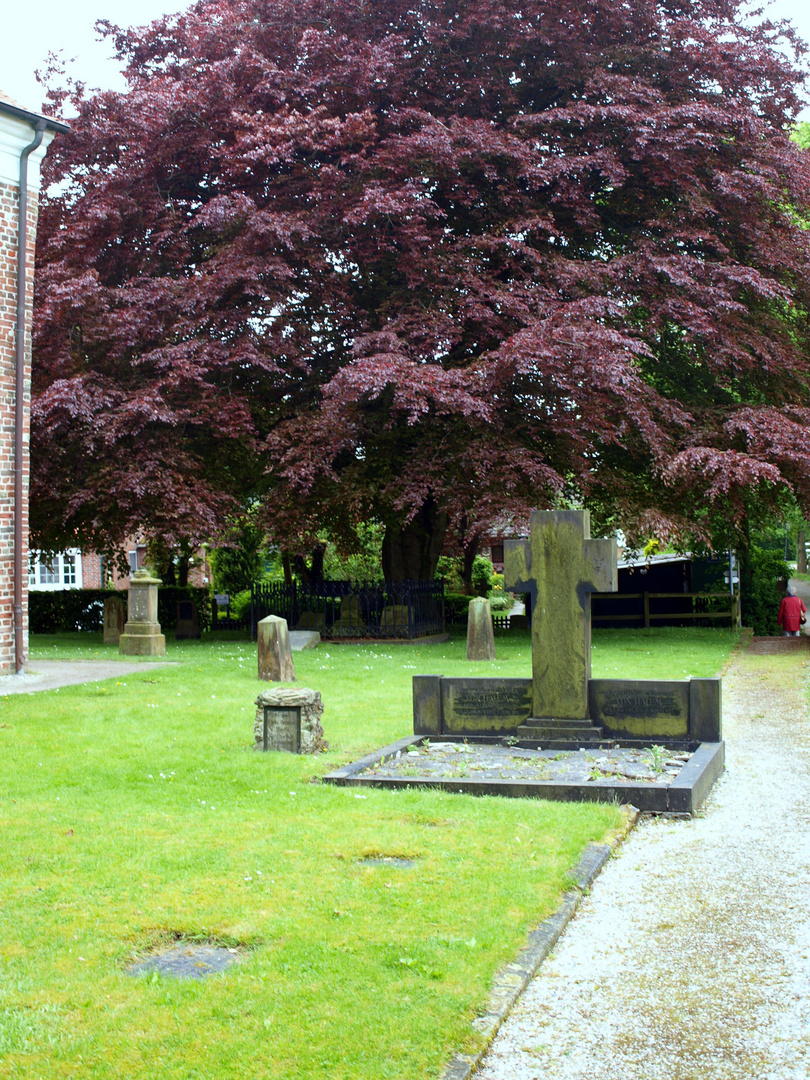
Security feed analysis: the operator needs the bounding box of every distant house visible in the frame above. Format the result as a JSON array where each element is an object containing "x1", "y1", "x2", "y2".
[
  {"x1": 28, "y1": 550, "x2": 84, "y2": 591},
  {"x1": 28, "y1": 542, "x2": 211, "y2": 592}
]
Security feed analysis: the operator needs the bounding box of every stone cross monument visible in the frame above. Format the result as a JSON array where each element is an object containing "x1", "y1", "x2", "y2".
[
  {"x1": 413, "y1": 508, "x2": 720, "y2": 747},
  {"x1": 504, "y1": 509, "x2": 617, "y2": 719}
]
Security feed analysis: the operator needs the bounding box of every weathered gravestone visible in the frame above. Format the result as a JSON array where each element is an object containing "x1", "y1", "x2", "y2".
[
  {"x1": 505, "y1": 509, "x2": 616, "y2": 721},
  {"x1": 413, "y1": 509, "x2": 721, "y2": 744},
  {"x1": 103, "y1": 596, "x2": 126, "y2": 645},
  {"x1": 175, "y1": 600, "x2": 201, "y2": 640},
  {"x1": 466, "y1": 597, "x2": 496, "y2": 661},
  {"x1": 257, "y1": 615, "x2": 296, "y2": 682},
  {"x1": 254, "y1": 686, "x2": 326, "y2": 753},
  {"x1": 119, "y1": 569, "x2": 166, "y2": 656}
]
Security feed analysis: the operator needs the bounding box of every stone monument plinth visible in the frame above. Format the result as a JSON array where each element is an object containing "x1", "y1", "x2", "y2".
[{"x1": 119, "y1": 569, "x2": 166, "y2": 656}]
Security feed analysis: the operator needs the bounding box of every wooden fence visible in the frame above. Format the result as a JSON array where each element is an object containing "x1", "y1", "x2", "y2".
[{"x1": 592, "y1": 590, "x2": 740, "y2": 629}]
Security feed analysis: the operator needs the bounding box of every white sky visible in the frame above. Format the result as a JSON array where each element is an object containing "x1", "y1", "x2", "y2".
[{"x1": 2, "y1": 0, "x2": 809, "y2": 116}]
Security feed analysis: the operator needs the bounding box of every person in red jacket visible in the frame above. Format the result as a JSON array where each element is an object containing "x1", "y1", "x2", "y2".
[{"x1": 777, "y1": 585, "x2": 806, "y2": 636}]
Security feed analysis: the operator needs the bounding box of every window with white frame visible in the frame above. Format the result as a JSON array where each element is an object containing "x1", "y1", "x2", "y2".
[
  {"x1": 63, "y1": 554, "x2": 77, "y2": 586},
  {"x1": 39, "y1": 559, "x2": 59, "y2": 585},
  {"x1": 28, "y1": 550, "x2": 83, "y2": 591}
]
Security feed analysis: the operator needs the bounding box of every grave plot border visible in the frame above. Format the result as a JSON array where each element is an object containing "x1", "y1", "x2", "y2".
[{"x1": 323, "y1": 735, "x2": 725, "y2": 815}]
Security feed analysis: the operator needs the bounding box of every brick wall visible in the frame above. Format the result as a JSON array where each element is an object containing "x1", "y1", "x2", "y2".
[
  {"x1": 0, "y1": 102, "x2": 61, "y2": 675},
  {"x1": 0, "y1": 179, "x2": 38, "y2": 674}
]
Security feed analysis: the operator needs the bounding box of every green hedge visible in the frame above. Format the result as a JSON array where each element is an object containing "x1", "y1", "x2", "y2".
[
  {"x1": 741, "y1": 547, "x2": 789, "y2": 636},
  {"x1": 29, "y1": 587, "x2": 212, "y2": 635},
  {"x1": 444, "y1": 592, "x2": 474, "y2": 624}
]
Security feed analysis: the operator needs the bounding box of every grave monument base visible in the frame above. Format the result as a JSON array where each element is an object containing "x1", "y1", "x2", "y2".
[{"x1": 119, "y1": 625, "x2": 167, "y2": 656}]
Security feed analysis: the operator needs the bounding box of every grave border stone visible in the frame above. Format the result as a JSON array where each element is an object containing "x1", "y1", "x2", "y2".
[{"x1": 324, "y1": 734, "x2": 725, "y2": 815}]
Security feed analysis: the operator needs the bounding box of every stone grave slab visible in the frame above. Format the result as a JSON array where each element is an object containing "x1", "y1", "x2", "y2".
[
  {"x1": 385, "y1": 508, "x2": 726, "y2": 809},
  {"x1": 103, "y1": 596, "x2": 125, "y2": 644},
  {"x1": 414, "y1": 674, "x2": 720, "y2": 743},
  {"x1": 128, "y1": 943, "x2": 240, "y2": 979},
  {"x1": 324, "y1": 734, "x2": 725, "y2": 815},
  {"x1": 289, "y1": 630, "x2": 320, "y2": 651}
]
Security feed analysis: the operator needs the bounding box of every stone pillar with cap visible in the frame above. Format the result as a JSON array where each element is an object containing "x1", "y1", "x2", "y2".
[{"x1": 119, "y1": 569, "x2": 166, "y2": 656}]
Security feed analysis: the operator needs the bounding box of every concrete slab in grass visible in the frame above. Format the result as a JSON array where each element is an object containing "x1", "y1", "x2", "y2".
[
  {"x1": 289, "y1": 631, "x2": 321, "y2": 651},
  {"x1": 324, "y1": 736, "x2": 725, "y2": 815}
]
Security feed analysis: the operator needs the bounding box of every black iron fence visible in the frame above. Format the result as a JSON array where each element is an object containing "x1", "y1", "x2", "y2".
[{"x1": 250, "y1": 580, "x2": 445, "y2": 640}]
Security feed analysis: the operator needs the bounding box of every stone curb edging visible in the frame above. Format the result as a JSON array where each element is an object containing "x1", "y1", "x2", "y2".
[
  {"x1": 325, "y1": 737, "x2": 723, "y2": 815},
  {"x1": 442, "y1": 807, "x2": 640, "y2": 1080}
]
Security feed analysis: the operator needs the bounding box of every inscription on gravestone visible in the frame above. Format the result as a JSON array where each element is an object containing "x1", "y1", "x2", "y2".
[
  {"x1": 589, "y1": 680, "x2": 691, "y2": 738},
  {"x1": 601, "y1": 691, "x2": 682, "y2": 718},
  {"x1": 442, "y1": 678, "x2": 532, "y2": 734},
  {"x1": 450, "y1": 686, "x2": 531, "y2": 718},
  {"x1": 262, "y1": 706, "x2": 301, "y2": 753}
]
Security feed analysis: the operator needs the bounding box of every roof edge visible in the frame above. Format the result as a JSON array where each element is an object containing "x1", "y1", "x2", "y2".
[{"x1": 0, "y1": 99, "x2": 70, "y2": 134}]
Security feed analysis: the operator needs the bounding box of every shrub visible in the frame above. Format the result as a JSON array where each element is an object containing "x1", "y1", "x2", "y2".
[
  {"x1": 444, "y1": 592, "x2": 473, "y2": 624},
  {"x1": 488, "y1": 593, "x2": 513, "y2": 612},
  {"x1": 742, "y1": 546, "x2": 789, "y2": 636},
  {"x1": 471, "y1": 555, "x2": 495, "y2": 596},
  {"x1": 230, "y1": 589, "x2": 254, "y2": 624},
  {"x1": 29, "y1": 586, "x2": 212, "y2": 634}
]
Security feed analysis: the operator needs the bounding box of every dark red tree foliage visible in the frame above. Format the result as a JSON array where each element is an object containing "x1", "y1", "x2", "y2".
[{"x1": 32, "y1": 0, "x2": 810, "y2": 575}]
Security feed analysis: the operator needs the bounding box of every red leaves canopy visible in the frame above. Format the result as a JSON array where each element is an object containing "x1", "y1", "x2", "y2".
[{"x1": 31, "y1": 0, "x2": 810, "y2": 557}]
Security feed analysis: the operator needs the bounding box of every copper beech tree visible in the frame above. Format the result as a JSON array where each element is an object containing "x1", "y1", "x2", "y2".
[{"x1": 31, "y1": 0, "x2": 810, "y2": 579}]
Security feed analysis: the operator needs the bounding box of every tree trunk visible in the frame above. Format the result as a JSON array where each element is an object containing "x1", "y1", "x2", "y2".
[
  {"x1": 798, "y1": 528, "x2": 807, "y2": 574},
  {"x1": 177, "y1": 551, "x2": 190, "y2": 587},
  {"x1": 282, "y1": 551, "x2": 294, "y2": 587},
  {"x1": 292, "y1": 544, "x2": 326, "y2": 584},
  {"x1": 737, "y1": 515, "x2": 753, "y2": 628},
  {"x1": 381, "y1": 498, "x2": 449, "y2": 582},
  {"x1": 461, "y1": 535, "x2": 481, "y2": 594}
]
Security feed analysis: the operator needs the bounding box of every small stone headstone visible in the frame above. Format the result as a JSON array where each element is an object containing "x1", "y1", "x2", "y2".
[
  {"x1": 254, "y1": 686, "x2": 327, "y2": 753},
  {"x1": 466, "y1": 597, "x2": 496, "y2": 661},
  {"x1": 103, "y1": 596, "x2": 126, "y2": 644},
  {"x1": 257, "y1": 615, "x2": 296, "y2": 682},
  {"x1": 175, "y1": 599, "x2": 201, "y2": 640}
]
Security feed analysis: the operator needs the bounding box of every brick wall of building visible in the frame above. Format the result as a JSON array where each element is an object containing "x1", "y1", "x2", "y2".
[
  {"x1": 0, "y1": 180, "x2": 38, "y2": 674},
  {"x1": 0, "y1": 100, "x2": 62, "y2": 674}
]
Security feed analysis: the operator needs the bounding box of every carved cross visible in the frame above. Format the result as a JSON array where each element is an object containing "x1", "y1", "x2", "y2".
[{"x1": 504, "y1": 510, "x2": 618, "y2": 719}]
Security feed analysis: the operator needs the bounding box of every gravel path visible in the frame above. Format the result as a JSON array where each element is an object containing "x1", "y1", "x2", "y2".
[
  {"x1": 0, "y1": 659, "x2": 175, "y2": 694},
  {"x1": 477, "y1": 639, "x2": 810, "y2": 1080}
]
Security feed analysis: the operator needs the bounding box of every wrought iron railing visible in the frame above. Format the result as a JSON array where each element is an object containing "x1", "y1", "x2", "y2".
[{"x1": 250, "y1": 579, "x2": 445, "y2": 640}]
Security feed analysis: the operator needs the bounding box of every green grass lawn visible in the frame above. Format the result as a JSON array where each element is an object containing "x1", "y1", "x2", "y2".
[{"x1": 0, "y1": 627, "x2": 738, "y2": 1079}]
